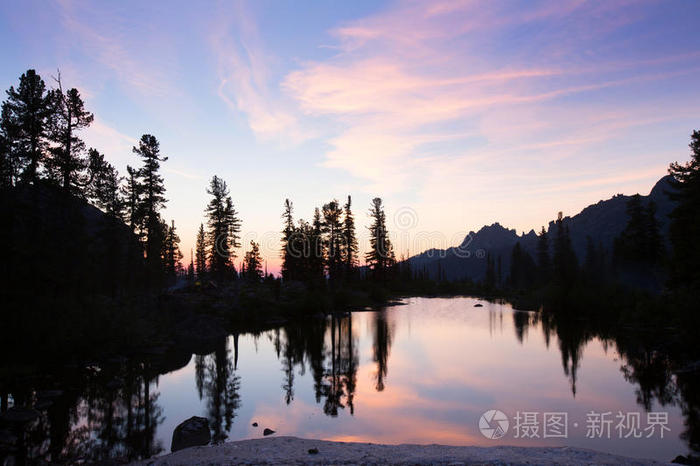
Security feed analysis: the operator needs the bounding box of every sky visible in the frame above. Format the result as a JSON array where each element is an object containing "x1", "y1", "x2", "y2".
[{"x1": 1, "y1": 0, "x2": 699, "y2": 273}]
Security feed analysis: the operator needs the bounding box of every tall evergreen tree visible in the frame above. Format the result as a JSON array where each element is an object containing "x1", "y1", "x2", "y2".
[
  {"x1": 133, "y1": 134, "x2": 168, "y2": 285},
  {"x1": 583, "y1": 235, "x2": 607, "y2": 282},
  {"x1": 509, "y1": 242, "x2": 536, "y2": 290},
  {"x1": 310, "y1": 207, "x2": 325, "y2": 282},
  {"x1": 322, "y1": 200, "x2": 344, "y2": 282},
  {"x1": 667, "y1": 129, "x2": 700, "y2": 290},
  {"x1": 195, "y1": 223, "x2": 207, "y2": 279},
  {"x1": 88, "y1": 149, "x2": 124, "y2": 219},
  {"x1": 1, "y1": 69, "x2": 52, "y2": 183},
  {"x1": 281, "y1": 199, "x2": 296, "y2": 281},
  {"x1": 187, "y1": 249, "x2": 195, "y2": 281},
  {"x1": 366, "y1": 197, "x2": 395, "y2": 281},
  {"x1": 343, "y1": 195, "x2": 358, "y2": 277},
  {"x1": 614, "y1": 194, "x2": 648, "y2": 265},
  {"x1": 124, "y1": 165, "x2": 141, "y2": 233},
  {"x1": 536, "y1": 226, "x2": 551, "y2": 285},
  {"x1": 0, "y1": 126, "x2": 11, "y2": 189},
  {"x1": 46, "y1": 77, "x2": 94, "y2": 193},
  {"x1": 205, "y1": 175, "x2": 241, "y2": 281},
  {"x1": 243, "y1": 240, "x2": 263, "y2": 282},
  {"x1": 553, "y1": 214, "x2": 578, "y2": 289},
  {"x1": 163, "y1": 220, "x2": 183, "y2": 279}
]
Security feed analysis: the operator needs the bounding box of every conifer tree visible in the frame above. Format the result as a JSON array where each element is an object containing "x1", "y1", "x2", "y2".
[
  {"x1": 583, "y1": 235, "x2": 608, "y2": 282},
  {"x1": 187, "y1": 249, "x2": 195, "y2": 280},
  {"x1": 343, "y1": 195, "x2": 358, "y2": 277},
  {"x1": 131, "y1": 134, "x2": 168, "y2": 286},
  {"x1": 244, "y1": 240, "x2": 263, "y2": 281},
  {"x1": 163, "y1": 220, "x2": 183, "y2": 279},
  {"x1": 668, "y1": 129, "x2": 700, "y2": 290},
  {"x1": 205, "y1": 175, "x2": 241, "y2": 281},
  {"x1": 509, "y1": 242, "x2": 536, "y2": 290},
  {"x1": 366, "y1": 197, "x2": 395, "y2": 281},
  {"x1": 281, "y1": 199, "x2": 296, "y2": 281},
  {"x1": 195, "y1": 223, "x2": 207, "y2": 279},
  {"x1": 536, "y1": 226, "x2": 551, "y2": 284},
  {"x1": 88, "y1": 149, "x2": 124, "y2": 219},
  {"x1": 46, "y1": 76, "x2": 94, "y2": 193},
  {"x1": 553, "y1": 214, "x2": 578, "y2": 289},
  {"x1": 322, "y1": 200, "x2": 344, "y2": 282},
  {"x1": 0, "y1": 127, "x2": 11, "y2": 189},
  {"x1": 310, "y1": 207, "x2": 325, "y2": 282},
  {"x1": 124, "y1": 165, "x2": 141, "y2": 233},
  {"x1": 1, "y1": 69, "x2": 52, "y2": 183},
  {"x1": 614, "y1": 194, "x2": 648, "y2": 265}
]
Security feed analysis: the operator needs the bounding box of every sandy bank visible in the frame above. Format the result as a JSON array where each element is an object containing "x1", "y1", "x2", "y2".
[{"x1": 132, "y1": 436, "x2": 666, "y2": 465}]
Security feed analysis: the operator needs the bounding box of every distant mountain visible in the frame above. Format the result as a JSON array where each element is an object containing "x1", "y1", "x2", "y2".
[{"x1": 407, "y1": 175, "x2": 676, "y2": 282}]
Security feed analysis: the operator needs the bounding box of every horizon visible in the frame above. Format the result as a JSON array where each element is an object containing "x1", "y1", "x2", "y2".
[
  {"x1": 4, "y1": 3, "x2": 700, "y2": 463},
  {"x1": 2, "y1": 0, "x2": 698, "y2": 273}
]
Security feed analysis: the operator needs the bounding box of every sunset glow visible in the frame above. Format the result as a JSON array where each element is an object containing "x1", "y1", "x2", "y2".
[{"x1": 2, "y1": 0, "x2": 698, "y2": 271}]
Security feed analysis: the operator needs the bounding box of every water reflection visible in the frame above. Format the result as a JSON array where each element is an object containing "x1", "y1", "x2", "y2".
[
  {"x1": 372, "y1": 310, "x2": 394, "y2": 393},
  {"x1": 1, "y1": 297, "x2": 699, "y2": 463},
  {"x1": 195, "y1": 337, "x2": 241, "y2": 442}
]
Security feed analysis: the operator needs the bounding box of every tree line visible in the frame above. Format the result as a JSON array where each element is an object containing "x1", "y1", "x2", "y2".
[
  {"x1": 0, "y1": 68, "x2": 185, "y2": 290},
  {"x1": 278, "y1": 196, "x2": 395, "y2": 287},
  {"x1": 455, "y1": 129, "x2": 700, "y2": 317}
]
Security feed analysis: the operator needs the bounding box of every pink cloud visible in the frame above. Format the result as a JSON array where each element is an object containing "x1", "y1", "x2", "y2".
[{"x1": 210, "y1": 2, "x2": 312, "y2": 144}]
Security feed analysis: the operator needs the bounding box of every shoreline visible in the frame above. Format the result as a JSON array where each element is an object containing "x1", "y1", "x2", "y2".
[{"x1": 131, "y1": 436, "x2": 664, "y2": 465}]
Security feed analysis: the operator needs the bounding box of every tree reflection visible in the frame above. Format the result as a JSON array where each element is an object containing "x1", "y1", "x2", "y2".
[
  {"x1": 196, "y1": 337, "x2": 241, "y2": 443},
  {"x1": 372, "y1": 310, "x2": 394, "y2": 392},
  {"x1": 0, "y1": 358, "x2": 165, "y2": 464},
  {"x1": 275, "y1": 314, "x2": 359, "y2": 417},
  {"x1": 3, "y1": 304, "x2": 700, "y2": 463}
]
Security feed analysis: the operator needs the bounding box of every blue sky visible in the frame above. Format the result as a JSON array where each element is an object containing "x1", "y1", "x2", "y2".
[{"x1": 1, "y1": 0, "x2": 699, "y2": 271}]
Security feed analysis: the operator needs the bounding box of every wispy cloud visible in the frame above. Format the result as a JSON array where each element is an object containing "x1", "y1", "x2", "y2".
[
  {"x1": 53, "y1": 0, "x2": 179, "y2": 98},
  {"x1": 210, "y1": 2, "x2": 312, "y2": 144},
  {"x1": 279, "y1": 0, "x2": 696, "y2": 197}
]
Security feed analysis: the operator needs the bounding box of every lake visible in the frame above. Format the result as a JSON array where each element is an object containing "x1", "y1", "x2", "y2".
[{"x1": 1, "y1": 296, "x2": 696, "y2": 463}]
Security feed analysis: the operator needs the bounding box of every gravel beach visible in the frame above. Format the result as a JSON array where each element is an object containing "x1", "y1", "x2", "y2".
[{"x1": 131, "y1": 436, "x2": 667, "y2": 465}]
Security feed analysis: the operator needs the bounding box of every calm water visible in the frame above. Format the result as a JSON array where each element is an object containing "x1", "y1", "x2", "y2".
[{"x1": 3, "y1": 297, "x2": 697, "y2": 463}]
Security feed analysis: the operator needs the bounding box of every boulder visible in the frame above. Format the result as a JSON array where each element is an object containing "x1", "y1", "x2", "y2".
[{"x1": 171, "y1": 416, "x2": 211, "y2": 452}]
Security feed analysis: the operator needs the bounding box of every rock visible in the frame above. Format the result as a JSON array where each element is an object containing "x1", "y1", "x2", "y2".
[
  {"x1": 0, "y1": 408, "x2": 40, "y2": 425},
  {"x1": 251, "y1": 422, "x2": 258, "y2": 427},
  {"x1": 263, "y1": 428, "x2": 275, "y2": 436},
  {"x1": 171, "y1": 416, "x2": 211, "y2": 452},
  {"x1": 474, "y1": 303, "x2": 483, "y2": 307},
  {"x1": 308, "y1": 448, "x2": 319, "y2": 454}
]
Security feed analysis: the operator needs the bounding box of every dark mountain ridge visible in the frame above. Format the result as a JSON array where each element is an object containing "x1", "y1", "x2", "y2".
[{"x1": 407, "y1": 175, "x2": 675, "y2": 282}]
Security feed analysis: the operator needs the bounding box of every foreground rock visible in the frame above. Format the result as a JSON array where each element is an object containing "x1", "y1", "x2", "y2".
[
  {"x1": 132, "y1": 436, "x2": 662, "y2": 465},
  {"x1": 171, "y1": 417, "x2": 211, "y2": 452}
]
